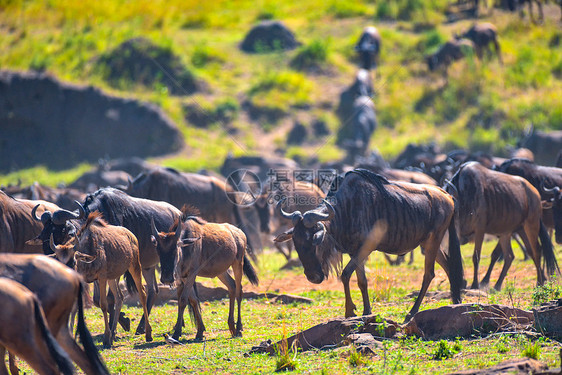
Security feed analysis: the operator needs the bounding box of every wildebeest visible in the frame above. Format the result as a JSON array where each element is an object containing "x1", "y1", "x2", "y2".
[
  {"x1": 445, "y1": 162, "x2": 558, "y2": 290},
  {"x1": 274, "y1": 169, "x2": 464, "y2": 322},
  {"x1": 341, "y1": 96, "x2": 377, "y2": 162},
  {"x1": 0, "y1": 190, "x2": 60, "y2": 254},
  {"x1": 426, "y1": 38, "x2": 474, "y2": 77},
  {"x1": 0, "y1": 253, "x2": 110, "y2": 375},
  {"x1": 496, "y1": 158, "x2": 562, "y2": 242},
  {"x1": 355, "y1": 26, "x2": 381, "y2": 70},
  {"x1": 455, "y1": 23, "x2": 502, "y2": 64},
  {"x1": 122, "y1": 167, "x2": 260, "y2": 255},
  {"x1": 151, "y1": 210, "x2": 259, "y2": 340},
  {"x1": 69, "y1": 167, "x2": 132, "y2": 193},
  {"x1": 220, "y1": 154, "x2": 299, "y2": 184},
  {"x1": 0, "y1": 277, "x2": 74, "y2": 375},
  {"x1": 7, "y1": 182, "x2": 87, "y2": 211},
  {"x1": 50, "y1": 211, "x2": 153, "y2": 348},
  {"x1": 33, "y1": 188, "x2": 181, "y2": 335},
  {"x1": 507, "y1": 0, "x2": 559, "y2": 22},
  {"x1": 519, "y1": 129, "x2": 562, "y2": 166}
]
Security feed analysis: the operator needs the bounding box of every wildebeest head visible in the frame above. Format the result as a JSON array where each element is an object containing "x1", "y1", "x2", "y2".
[
  {"x1": 151, "y1": 218, "x2": 182, "y2": 285},
  {"x1": 542, "y1": 184, "x2": 562, "y2": 244},
  {"x1": 274, "y1": 198, "x2": 335, "y2": 284},
  {"x1": 27, "y1": 201, "x2": 85, "y2": 255},
  {"x1": 49, "y1": 233, "x2": 77, "y2": 265}
]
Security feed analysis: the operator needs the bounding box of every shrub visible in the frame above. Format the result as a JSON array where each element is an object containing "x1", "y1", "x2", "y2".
[
  {"x1": 275, "y1": 338, "x2": 297, "y2": 372},
  {"x1": 348, "y1": 345, "x2": 366, "y2": 367},
  {"x1": 191, "y1": 43, "x2": 225, "y2": 68},
  {"x1": 522, "y1": 341, "x2": 541, "y2": 360},
  {"x1": 532, "y1": 279, "x2": 561, "y2": 306},
  {"x1": 290, "y1": 39, "x2": 329, "y2": 71},
  {"x1": 432, "y1": 340, "x2": 461, "y2": 360}
]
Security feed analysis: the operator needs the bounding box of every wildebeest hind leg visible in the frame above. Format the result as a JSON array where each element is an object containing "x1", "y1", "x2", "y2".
[
  {"x1": 130, "y1": 262, "x2": 152, "y2": 342},
  {"x1": 521, "y1": 221, "x2": 545, "y2": 285},
  {"x1": 217, "y1": 272, "x2": 237, "y2": 337},
  {"x1": 98, "y1": 279, "x2": 112, "y2": 348},
  {"x1": 355, "y1": 262, "x2": 371, "y2": 316},
  {"x1": 470, "y1": 230, "x2": 485, "y2": 289},
  {"x1": 493, "y1": 235, "x2": 514, "y2": 291},
  {"x1": 108, "y1": 280, "x2": 123, "y2": 343},
  {"x1": 136, "y1": 267, "x2": 157, "y2": 335},
  {"x1": 405, "y1": 240, "x2": 439, "y2": 323}
]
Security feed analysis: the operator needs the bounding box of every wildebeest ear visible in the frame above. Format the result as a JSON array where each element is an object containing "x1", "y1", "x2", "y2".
[
  {"x1": 312, "y1": 223, "x2": 326, "y2": 246},
  {"x1": 25, "y1": 237, "x2": 42, "y2": 246},
  {"x1": 274, "y1": 228, "x2": 293, "y2": 243},
  {"x1": 542, "y1": 200, "x2": 554, "y2": 210},
  {"x1": 180, "y1": 237, "x2": 200, "y2": 247}
]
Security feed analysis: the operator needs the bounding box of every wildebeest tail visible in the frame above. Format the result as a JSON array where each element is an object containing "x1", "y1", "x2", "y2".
[
  {"x1": 33, "y1": 297, "x2": 75, "y2": 375},
  {"x1": 243, "y1": 253, "x2": 259, "y2": 286},
  {"x1": 124, "y1": 270, "x2": 138, "y2": 295},
  {"x1": 539, "y1": 220, "x2": 560, "y2": 277},
  {"x1": 76, "y1": 282, "x2": 110, "y2": 375},
  {"x1": 447, "y1": 211, "x2": 464, "y2": 305}
]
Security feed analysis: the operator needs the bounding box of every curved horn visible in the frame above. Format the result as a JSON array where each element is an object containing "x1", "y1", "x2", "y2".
[
  {"x1": 541, "y1": 181, "x2": 561, "y2": 198},
  {"x1": 31, "y1": 204, "x2": 42, "y2": 222},
  {"x1": 74, "y1": 200, "x2": 86, "y2": 220},
  {"x1": 150, "y1": 217, "x2": 160, "y2": 238},
  {"x1": 312, "y1": 222, "x2": 326, "y2": 246},
  {"x1": 49, "y1": 234, "x2": 63, "y2": 253},
  {"x1": 276, "y1": 198, "x2": 302, "y2": 225},
  {"x1": 52, "y1": 209, "x2": 81, "y2": 226},
  {"x1": 302, "y1": 199, "x2": 335, "y2": 228}
]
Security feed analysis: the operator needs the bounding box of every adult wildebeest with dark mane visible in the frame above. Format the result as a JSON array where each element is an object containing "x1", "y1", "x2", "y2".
[
  {"x1": 0, "y1": 191, "x2": 60, "y2": 254},
  {"x1": 0, "y1": 277, "x2": 74, "y2": 375},
  {"x1": 50, "y1": 211, "x2": 153, "y2": 348},
  {"x1": 426, "y1": 39, "x2": 474, "y2": 78},
  {"x1": 445, "y1": 162, "x2": 558, "y2": 290},
  {"x1": 355, "y1": 26, "x2": 381, "y2": 70},
  {"x1": 122, "y1": 167, "x2": 259, "y2": 254},
  {"x1": 274, "y1": 169, "x2": 464, "y2": 322},
  {"x1": 32, "y1": 187, "x2": 181, "y2": 335},
  {"x1": 0, "y1": 254, "x2": 109, "y2": 375},
  {"x1": 151, "y1": 209, "x2": 259, "y2": 340},
  {"x1": 455, "y1": 23, "x2": 502, "y2": 64}
]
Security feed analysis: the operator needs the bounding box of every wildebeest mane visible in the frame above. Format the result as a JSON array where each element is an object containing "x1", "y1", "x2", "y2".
[
  {"x1": 79, "y1": 212, "x2": 107, "y2": 233},
  {"x1": 180, "y1": 204, "x2": 201, "y2": 219}
]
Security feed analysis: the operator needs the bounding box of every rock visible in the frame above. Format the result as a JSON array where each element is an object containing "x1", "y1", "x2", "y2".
[
  {"x1": 0, "y1": 70, "x2": 183, "y2": 172},
  {"x1": 286, "y1": 122, "x2": 308, "y2": 145},
  {"x1": 343, "y1": 333, "x2": 381, "y2": 354},
  {"x1": 96, "y1": 37, "x2": 200, "y2": 95},
  {"x1": 240, "y1": 21, "x2": 300, "y2": 53},
  {"x1": 446, "y1": 358, "x2": 548, "y2": 374},
  {"x1": 533, "y1": 299, "x2": 562, "y2": 340},
  {"x1": 404, "y1": 304, "x2": 534, "y2": 340},
  {"x1": 312, "y1": 119, "x2": 330, "y2": 137}
]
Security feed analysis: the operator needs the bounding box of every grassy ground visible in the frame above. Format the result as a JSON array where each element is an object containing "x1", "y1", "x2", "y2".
[
  {"x1": 9, "y1": 240, "x2": 562, "y2": 374},
  {"x1": 1, "y1": 1, "x2": 562, "y2": 185}
]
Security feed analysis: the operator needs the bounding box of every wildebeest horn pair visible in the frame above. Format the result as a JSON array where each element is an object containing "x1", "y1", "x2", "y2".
[
  {"x1": 52, "y1": 201, "x2": 86, "y2": 225},
  {"x1": 541, "y1": 181, "x2": 561, "y2": 199},
  {"x1": 49, "y1": 233, "x2": 77, "y2": 253},
  {"x1": 276, "y1": 197, "x2": 335, "y2": 228},
  {"x1": 150, "y1": 218, "x2": 182, "y2": 242},
  {"x1": 31, "y1": 204, "x2": 52, "y2": 224}
]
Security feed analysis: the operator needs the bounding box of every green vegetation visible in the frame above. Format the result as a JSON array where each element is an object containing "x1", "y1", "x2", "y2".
[
  {"x1": 432, "y1": 339, "x2": 461, "y2": 360},
  {"x1": 522, "y1": 340, "x2": 541, "y2": 360},
  {"x1": 532, "y1": 278, "x2": 562, "y2": 306},
  {"x1": 1, "y1": 0, "x2": 561, "y2": 184}
]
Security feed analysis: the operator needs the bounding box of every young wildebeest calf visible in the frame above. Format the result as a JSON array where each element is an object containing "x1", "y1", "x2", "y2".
[
  {"x1": 426, "y1": 38, "x2": 474, "y2": 79},
  {"x1": 0, "y1": 277, "x2": 74, "y2": 375},
  {"x1": 456, "y1": 23, "x2": 502, "y2": 64},
  {"x1": 52, "y1": 212, "x2": 152, "y2": 348},
  {"x1": 0, "y1": 254, "x2": 109, "y2": 375},
  {"x1": 445, "y1": 162, "x2": 559, "y2": 290},
  {"x1": 151, "y1": 212, "x2": 259, "y2": 341}
]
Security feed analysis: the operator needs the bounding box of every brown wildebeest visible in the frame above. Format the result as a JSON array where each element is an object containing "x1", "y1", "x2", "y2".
[
  {"x1": 0, "y1": 190, "x2": 60, "y2": 254},
  {"x1": 274, "y1": 169, "x2": 464, "y2": 322},
  {"x1": 255, "y1": 180, "x2": 325, "y2": 260},
  {"x1": 151, "y1": 211, "x2": 259, "y2": 340},
  {"x1": 426, "y1": 38, "x2": 475, "y2": 78},
  {"x1": 445, "y1": 162, "x2": 559, "y2": 290},
  {"x1": 51, "y1": 212, "x2": 152, "y2": 348},
  {"x1": 355, "y1": 26, "x2": 381, "y2": 70},
  {"x1": 455, "y1": 23, "x2": 502, "y2": 64},
  {"x1": 0, "y1": 277, "x2": 74, "y2": 375},
  {"x1": 0, "y1": 254, "x2": 109, "y2": 375}
]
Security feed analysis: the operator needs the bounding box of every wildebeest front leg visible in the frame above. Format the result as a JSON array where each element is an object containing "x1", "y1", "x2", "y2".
[
  {"x1": 355, "y1": 261, "x2": 371, "y2": 316},
  {"x1": 0, "y1": 346, "x2": 9, "y2": 375},
  {"x1": 172, "y1": 280, "x2": 187, "y2": 340},
  {"x1": 341, "y1": 258, "x2": 358, "y2": 318},
  {"x1": 217, "y1": 272, "x2": 237, "y2": 337},
  {"x1": 108, "y1": 279, "x2": 123, "y2": 343},
  {"x1": 481, "y1": 241, "x2": 503, "y2": 287},
  {"x1": 136, "y1": 267, "x2": 157, "y2": 335},
  {"x1": 470, "y1": 229, "x2": 485, "y2": 289},
  {"x1": 130, "y1": 265, "x2": 153, "y2": 343}
]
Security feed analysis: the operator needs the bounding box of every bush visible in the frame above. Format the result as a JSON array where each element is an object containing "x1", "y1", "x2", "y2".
[
  {"x1": 522, "y1": 341, "x2": 541, "y2": 360},
  {"x1": 532, "y1": 279, "x2": 561, "y2": 306},
  {"x1": 191, "y1": 43, "x2": 225, "y2": 68},
  {"x1": 432, "y1": 340, "x2": 461, "y2": 360},
  {"x1": 348, "y1": 345, "x2": 366, "y2": 367},
  {"x1": 290, "y1": 39, "x2": 329, "y2": 71}
]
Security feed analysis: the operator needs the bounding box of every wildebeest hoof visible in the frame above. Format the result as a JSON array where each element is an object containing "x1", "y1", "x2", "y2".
[
  {"x1": 146, "y1": 334, "x2": 153, "y2": 342},
  {"x1": 233, "y1": 331, "x2": 243, "y2": 338},
  {"x1": 119, "y1": 314, "x2": 131, "y2": 332},
  {"x1": 135, "y1": 326, "x2": 145, "y2": 335}
]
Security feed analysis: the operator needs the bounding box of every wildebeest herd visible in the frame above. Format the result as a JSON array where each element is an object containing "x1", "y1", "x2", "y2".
[{"x1": 1, "y1": 8, "x2": 562, "y2": 375}]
